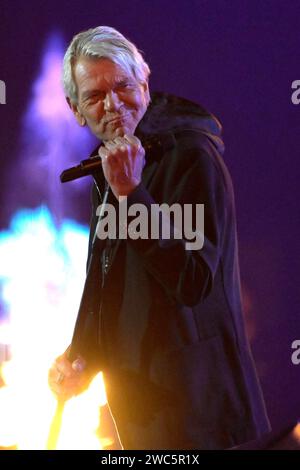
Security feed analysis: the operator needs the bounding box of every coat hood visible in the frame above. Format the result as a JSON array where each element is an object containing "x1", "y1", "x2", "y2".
[{"x1": 136, "y1": 91, "x2": 225, "y2": 155}]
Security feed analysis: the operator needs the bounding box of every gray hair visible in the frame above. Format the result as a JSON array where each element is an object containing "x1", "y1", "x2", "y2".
[{"x1": 62, "y1": 25, "x2": 151, "y2": 103}]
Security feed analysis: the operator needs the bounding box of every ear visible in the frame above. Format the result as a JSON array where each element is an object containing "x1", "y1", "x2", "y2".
[
  {"x1": 66, "y1": 97, "x2": 86, "y2": 126},
  {"x1": 141, "y1": 80, "x2": 150, "y2": 106}
]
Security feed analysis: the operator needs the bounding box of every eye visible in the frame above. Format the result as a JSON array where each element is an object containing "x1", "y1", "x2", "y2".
[
  {"x1": 87, "y1": 96, "x2": 98, "y2": 104},
  {"x1": 83, "y1": 92, "x2": 105, "y2": 105},
  {"x1": 115, "y1": 81, "x2": 133, "y2": 90}
]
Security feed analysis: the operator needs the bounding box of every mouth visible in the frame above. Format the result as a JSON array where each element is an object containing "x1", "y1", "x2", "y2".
[{"x1": 106, "y1": 113, "x2": 130, "y2": 126}]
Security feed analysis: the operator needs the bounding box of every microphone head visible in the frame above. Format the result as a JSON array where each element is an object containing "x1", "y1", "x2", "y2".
[
  {"x1": 60, "y1": 156, "x2": 102, "y2": 183},
  {"x1": 60, "y1": 164, "x2": 83, "y2": 183}
]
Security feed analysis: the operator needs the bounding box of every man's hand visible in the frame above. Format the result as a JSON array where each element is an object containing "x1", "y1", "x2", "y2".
[
  {"x1": 98, "y1": 134, "x2": 145, "y2": 198},
  {"x1": 48, "y1": 350, "x2": 89, "y2": 401}
]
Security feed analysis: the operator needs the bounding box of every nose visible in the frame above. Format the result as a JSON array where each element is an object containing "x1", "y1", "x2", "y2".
[{"x1": 103, "y1": 90, "x2": 122, "y2": 112}]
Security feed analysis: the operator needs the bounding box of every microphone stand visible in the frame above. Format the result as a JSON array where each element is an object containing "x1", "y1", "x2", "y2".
[{"x1": 46, "y1": 179, "x2": 109, "y2": 450}]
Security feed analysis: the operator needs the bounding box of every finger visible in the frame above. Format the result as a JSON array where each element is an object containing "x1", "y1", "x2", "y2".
[
  {"x1": 103, "y1": 140, "x2": 115, "y2": 149},
  {"x1": 113, "y1": 137, "x2": 126, "y2": 145},
  {"x1": 103, "y1": 141, "x2": 120, "y2": 154},
  {"x1": 112, "y1": 136, "x2": 134, "y2": 149},
  {"x1": 49, "y1": 372, "x2": 81, "y2": 392},
  {"x1": 55, "y1": 358, "x2": 73, "y2": 378},
  {"x1": 124, "y1": 135, "x2": 142, "y2": 156},
  {"x1": 50, "y1": 372, "x2": 86, "y2": 399},
  {"x1": 119, "y1": 143, "x2": 129, "y2": 153},
  {"x1": 98, "y1": 146, "x2": 109, "y2": 159},
  {"x1": 53, "y1": 371, "x2": 65, "y2": 384},
  {"x1": 113, "y1": 137, "x2": 128, "y2": 152},
  {"x1": 108, "y1": 141, "x2": 129, "y2": 154},
  {"x1": 106, "y1": 153, "x2": 120, "y2": 168},
  {"x1": 48, "y1": 369, "x2": 59, "y2": 388},
  {"x1": 124, "y1": 134, "x2": 140, "y2": 147},
  {"x1": 72, "y1": 357, "x2": 86, "y2": 373}
]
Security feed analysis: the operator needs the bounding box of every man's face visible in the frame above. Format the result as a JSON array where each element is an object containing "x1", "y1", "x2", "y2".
[{"x1": 69, "y1": 57, "x2": 149, "y2": 141}]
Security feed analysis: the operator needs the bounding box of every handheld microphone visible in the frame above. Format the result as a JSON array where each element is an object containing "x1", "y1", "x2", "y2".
[{"x1": 59, "y1": 135, "x2": 167, "y2": 183}]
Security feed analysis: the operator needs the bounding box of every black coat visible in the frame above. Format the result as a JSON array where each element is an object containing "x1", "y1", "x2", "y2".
[{"x1": 71, "y1": 92, "x2": 270, "y2": 449}]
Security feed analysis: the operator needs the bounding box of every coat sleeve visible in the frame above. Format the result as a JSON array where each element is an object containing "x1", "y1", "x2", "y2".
[{"x1": 124, "y1": 129, "x2": 229, "y2": 307}]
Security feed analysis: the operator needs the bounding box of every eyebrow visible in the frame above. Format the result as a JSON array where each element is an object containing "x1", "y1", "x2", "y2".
[{"x1": 115, "y1": 78, "x2": 130, "y2": 84}]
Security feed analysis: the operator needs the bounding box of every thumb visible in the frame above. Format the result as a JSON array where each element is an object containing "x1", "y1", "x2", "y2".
[{"x1": 72, "y1": 356, "x2": 86, "y2": 373}]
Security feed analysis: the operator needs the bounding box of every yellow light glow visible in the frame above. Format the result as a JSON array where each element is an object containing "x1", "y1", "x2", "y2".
[{"x1": 0, "y1": 357, "x2": 109, "y2": 449}]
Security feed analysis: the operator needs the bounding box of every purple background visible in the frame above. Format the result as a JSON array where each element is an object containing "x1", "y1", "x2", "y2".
[{"x1": 0, "y1": 0, "x2": 299, "y2": 431}]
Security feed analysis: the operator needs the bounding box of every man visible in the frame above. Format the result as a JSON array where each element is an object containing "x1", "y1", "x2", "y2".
[{"x1": 49, "y1": 26, "x2": 270, "y2": 449}]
